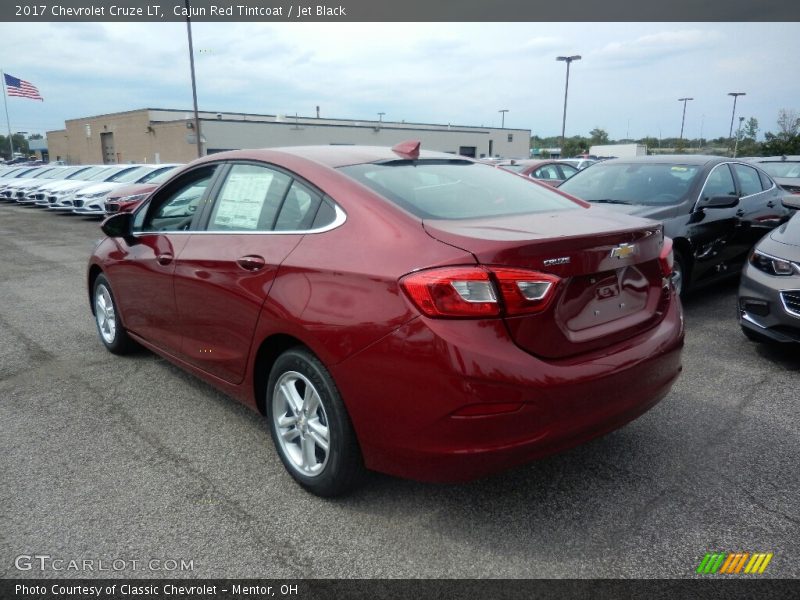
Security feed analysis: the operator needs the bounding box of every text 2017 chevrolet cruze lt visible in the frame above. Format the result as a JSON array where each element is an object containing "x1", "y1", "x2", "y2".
[{"x1": 89, "y1": 142, "x2": 684, "y2": 496}]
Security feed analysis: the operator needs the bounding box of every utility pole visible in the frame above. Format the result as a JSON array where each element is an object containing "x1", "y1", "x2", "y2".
[{"x1": 556, "y1": 55, "x2": 581, "y2": 153}]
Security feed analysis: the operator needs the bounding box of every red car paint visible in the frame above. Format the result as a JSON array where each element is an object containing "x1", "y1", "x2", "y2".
[
  {"x1": 89, "y1": 145, "x2": 684, "y2": 482},
  {"x1": 104, "y1": 182, "x2": 158, "y2": 213}
]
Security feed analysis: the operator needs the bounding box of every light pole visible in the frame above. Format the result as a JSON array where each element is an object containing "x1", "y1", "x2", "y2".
[
  {"x1": 498, "y1": 109, "x2": 509, "y2": 129},
  {"x1": 733, "y1": 116, "x2": 745, "y2": 158},
  {"x1": 377, "y1": 112, "x2": 385, "y2": 123},
  {"x1": 727, "y1": 92, "x2": 746, "y2": 140},
  {"x1": 556, "y1": 55, "x2": 581, "y2": 153},
  {"x1": 185, "y1": 0, "x2": 202, "y2": 158},
  {"x1": 678, "y1": 97, "x2": 693, "y2": 144}
]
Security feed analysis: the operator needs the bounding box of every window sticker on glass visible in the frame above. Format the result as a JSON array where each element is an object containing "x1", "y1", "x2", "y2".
[{"x1": 212, "y1": 167, "x2": 274, "y2": 230}]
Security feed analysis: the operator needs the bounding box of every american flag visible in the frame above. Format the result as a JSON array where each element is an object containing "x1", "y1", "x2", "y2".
[{"x1": 4, "y1": 73, "x2": 43, "y2": 101}]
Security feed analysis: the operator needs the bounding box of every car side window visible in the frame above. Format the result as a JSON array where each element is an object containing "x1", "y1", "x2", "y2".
[
  {"x1": 700, "y1": 165, "x2": 736, "y2": 200},
  {"x1": 732, "y1": 164, "x2": 763, "y2": 197},
  {"x1": 274, "y1": 181, "x2": 323, "y2": 231},
  {"x1": 558, "y1": 164, "x2": 579, "y2": 179},
  {"x1": 311, "y1": 198, "x2": 337, "y2": 229},
  {"x1": 139, "y1": 166, "x2": 217, "y2": 232},
  {"x1": 533, "y1": 165, "x2": 561, "y2": 180},
  {"x1": 207, "y1": 164, "x2": 291, "y2": 231},
  {"x1": 757, "y1": 169, "x2": 773, "y2": 191}
]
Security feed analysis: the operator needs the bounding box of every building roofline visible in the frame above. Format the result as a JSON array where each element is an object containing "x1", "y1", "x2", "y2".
[{"x1": 60, "y1": 107, "x2": 528, "y2": 134}]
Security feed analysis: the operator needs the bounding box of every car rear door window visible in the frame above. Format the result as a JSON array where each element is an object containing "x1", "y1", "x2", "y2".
[
  {"x1": 758, "y1": 170, "x2": 773, "y2": 190},
  {"x1": 733, "y1": 164, "x2": 764, "y2": 197},
  {"x1": 558, "y1": 164, "x2": 579, "y2": 180},
  {"x1": 274, "y1": 181, "x2": 323, "y2": 231},
  {"x1": 207, "y1": 164, "x2": 291, "y2": 231}
]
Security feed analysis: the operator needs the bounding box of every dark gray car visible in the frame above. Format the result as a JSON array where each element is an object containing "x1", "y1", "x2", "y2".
[
  {"x1": 558, "y1": 155, "x2": 792, "y2": 295},
  {"x1": 738, "y1": 194, "x2": 800, "y2": 343}
]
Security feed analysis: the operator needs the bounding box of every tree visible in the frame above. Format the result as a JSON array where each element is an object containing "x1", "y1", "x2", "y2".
[
  {"x1": 736, "y1": 117, "x2": 761, "y2": 157},
  {"x1": 776, "y1": 109, "x2": 799, "y2": 139},
  {"x1": 561, "y1": 135, "x2": 589, "y2": 158},
  {"x1": 0, "y1": 134, "x2": 30, "y2": 160},
  {"x1": 589, "y1": 127, "x2": 610, "y2": 145},
  {"x1": 761, "y1": 109, "x2": 800, "y2": 156},
  {"x1": 743, "y1": 117, "x2": 759, "y2": 140}
]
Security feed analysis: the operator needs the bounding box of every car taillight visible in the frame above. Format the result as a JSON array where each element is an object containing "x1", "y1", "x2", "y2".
[
  {"x1": 399, "y1": 266, "x2": 560, "y2": 318},
  {"x1": 659, "y1": 237, "x2": 674, "y2": 278}
]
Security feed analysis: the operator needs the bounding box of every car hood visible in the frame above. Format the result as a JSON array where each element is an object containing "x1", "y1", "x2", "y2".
[
  {"x1": 769, "y1": 213, "x2": 800, "y2": 249},
  {"x1": 76, "y1": 182, "x2": 118, "y2": 196}
]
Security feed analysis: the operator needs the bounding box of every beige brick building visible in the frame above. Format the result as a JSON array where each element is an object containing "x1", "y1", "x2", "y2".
[{"x1": 47, "y1": 108, "x2": 531, "y2": 165}]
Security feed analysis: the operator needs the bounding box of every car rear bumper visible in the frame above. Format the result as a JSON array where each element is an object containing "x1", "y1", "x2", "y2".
[{"x1": 332, "y1": 294, "x2": 685, "y2": 482}]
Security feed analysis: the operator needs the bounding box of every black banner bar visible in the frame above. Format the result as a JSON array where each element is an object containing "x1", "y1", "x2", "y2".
[
  {"x1": 2, "y1": 0, "x2": 799, "y2": 22},
  {"x1": 2, "y1": 579, "x2": 800, "y2": 600}
]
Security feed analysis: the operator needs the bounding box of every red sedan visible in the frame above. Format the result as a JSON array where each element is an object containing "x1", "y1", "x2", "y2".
[
  {"x1": 89, "y1": 142, "x2": 684, "y2": 496},
  {"x1": 498, "y1": 159, "x2": 579, "y2": 186}
]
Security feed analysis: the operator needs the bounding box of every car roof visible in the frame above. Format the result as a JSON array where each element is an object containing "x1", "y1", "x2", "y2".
[
  {"x1": 748, "y1": 155, "x2": 800, "y2": 162},
  {"x1": 597, "y1": 155, "x2": 729, "y2": 166},
  {"x1": 198, "y1": 145, "x2": 466, "y2": 169}
]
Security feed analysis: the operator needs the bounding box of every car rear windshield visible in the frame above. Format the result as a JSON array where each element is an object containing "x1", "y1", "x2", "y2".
[
  {"x1": 757, "y1": 162, "x2": 800, "y2": 178},
  {"x1": 339, "y1": 160, "x2": 578, "y2": 219},
  {"x1": 559, "y1": 162, "x2": 701, "y2": 205}
]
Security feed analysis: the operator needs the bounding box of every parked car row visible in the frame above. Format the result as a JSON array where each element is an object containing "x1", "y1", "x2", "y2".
[{"x1": 0, "y1": 162, "x2": 181, "y2": 216}]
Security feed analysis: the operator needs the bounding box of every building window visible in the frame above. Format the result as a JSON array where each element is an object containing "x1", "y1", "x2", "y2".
[{"x1": 507, "y1": 133, "x2": 513, "y2": 143}]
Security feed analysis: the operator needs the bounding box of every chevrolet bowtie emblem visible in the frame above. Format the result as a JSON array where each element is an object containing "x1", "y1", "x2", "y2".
[{"x1": 610, "y1": 243, "x2": 636, "y2": 259}]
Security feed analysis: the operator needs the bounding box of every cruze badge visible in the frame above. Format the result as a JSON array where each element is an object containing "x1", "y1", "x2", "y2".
[
  {"x1": 543, "y1": 257, "x2": 571, "y2": 266},
  {"x1": 610, "y1": 243, "x2": 636, "y2": 259}
]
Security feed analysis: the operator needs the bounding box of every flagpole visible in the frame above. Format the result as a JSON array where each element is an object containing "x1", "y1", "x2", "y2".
[{"x1": 1, "y1": 70, "x2": 14, "y2": 160}]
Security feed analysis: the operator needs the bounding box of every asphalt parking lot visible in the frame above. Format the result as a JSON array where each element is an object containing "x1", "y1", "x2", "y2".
[{"x1": 1, "y1": 202, "x2": 798, "y2": 579}]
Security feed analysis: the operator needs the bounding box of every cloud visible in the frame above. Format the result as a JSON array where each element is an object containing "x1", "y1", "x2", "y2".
[{"x1": 593, "y1": 29, "x2": 724, "y2": 68}]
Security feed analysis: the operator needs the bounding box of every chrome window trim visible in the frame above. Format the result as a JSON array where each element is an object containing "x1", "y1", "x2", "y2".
[
  {"x1": 693, "y1": 162, "x2": 736, "y2": 212},
  {"x1": 132, "y1": 203, "x2": 347, "y2": 237}
]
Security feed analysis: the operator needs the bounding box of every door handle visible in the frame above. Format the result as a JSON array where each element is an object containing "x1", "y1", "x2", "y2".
[
  {"x1": 156, "y1": 253, "x2": 173, "y2": 265},
  {"x1": 237, "y1": 255, "x2": 266, "y2": 271},
  {"x1": 766, "y1": 201, "x2": 775, "y2": 208},
  {"x1": 735, "y1": 209, "x2": 745, "y2": 217}
]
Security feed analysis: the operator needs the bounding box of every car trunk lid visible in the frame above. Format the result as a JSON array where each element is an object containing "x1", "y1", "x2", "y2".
[{"x1": 423, "y1": 208, "x2": 671, "y2": 359}]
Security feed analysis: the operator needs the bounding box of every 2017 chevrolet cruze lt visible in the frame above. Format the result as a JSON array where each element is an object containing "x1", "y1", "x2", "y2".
[{"x1": 89, "y1": 142, "x2": 685, "y2": 496}]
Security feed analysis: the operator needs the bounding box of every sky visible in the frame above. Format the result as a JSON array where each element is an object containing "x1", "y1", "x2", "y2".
[{"x1": 2, "y1": 21, "x2": 799, "y2": 142}]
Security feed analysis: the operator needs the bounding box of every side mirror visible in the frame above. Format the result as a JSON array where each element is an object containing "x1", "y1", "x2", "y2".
[
  {"x1": 101, "y1": 211, "x2": 132, "y2": 238},
  {"x1": 700, "y1": 195, "x2": 739, "y2": 209},
  {"x1": 782, "y1": 195, "x2": 800, "y2": 210}
]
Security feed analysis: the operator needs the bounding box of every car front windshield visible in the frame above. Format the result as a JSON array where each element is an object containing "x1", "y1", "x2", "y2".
[
  {"x1": 107, "y1": 166, "x2": 149, "y2": 183},
  {"x1": 559, "y1": 163, "x2": 700, "y2": 206},
  {"x1": 142, "y1": 166, "x2": 181, "y2": 184},
  {"x1": 85, "y1": 168, "x2": 118, "y2": 181},
  {"x1": 758, "y1": 162, "x2": 800, "y2": 178},
  {"x1": 340, "y1": 160, "x2": 579, "y2": 220}
]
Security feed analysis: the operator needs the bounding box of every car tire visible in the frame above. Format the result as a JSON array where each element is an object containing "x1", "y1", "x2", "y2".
[
  {"x1": 673, "y1": 250, "x2": 688, "y2": 297},
  {"x1": 267, "y1": 347, "x2": 365, "y2": 497},
  {"x1": 93, "y1": 274, "x2": 138, "y2": 355}
]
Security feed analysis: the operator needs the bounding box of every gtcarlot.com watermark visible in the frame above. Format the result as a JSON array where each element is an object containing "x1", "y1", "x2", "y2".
[{"x1": 14, "y1": 554, "x2": 194, "y2": 572}]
